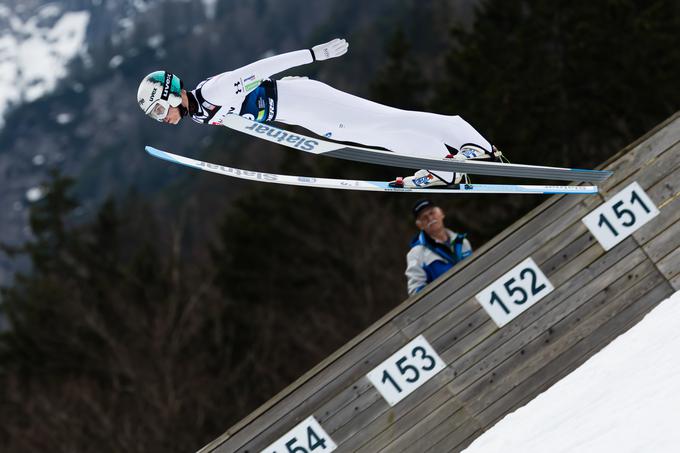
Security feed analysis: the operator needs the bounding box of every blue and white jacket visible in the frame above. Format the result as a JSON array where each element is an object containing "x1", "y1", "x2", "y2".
[{"x1": 405, "y1": 229, "x2": 472, "y2": 296}]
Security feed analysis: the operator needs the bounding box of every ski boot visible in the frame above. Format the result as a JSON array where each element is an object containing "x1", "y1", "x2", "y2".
[
  {"x1": 446, "y1": 144, "x2": 504, "y2": 162},
  {"x1": 389, "y1": 170, "x2": 464, "y2": 189}
]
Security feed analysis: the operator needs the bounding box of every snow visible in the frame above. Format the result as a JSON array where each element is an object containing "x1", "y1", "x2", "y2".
[
  {"x1": 108, "y1": 54, "x2": 124, "y2": 68},
  {"x1": 147, "y1": 34, "x2": 164, "y2": 48},
  {"x1": 463, "y1": 290, "x2": 680, "y2": 453},
  {"x1": 25, "y1": 186, "x2": 45, "y2": 202},
  {"x1": 55, "y1": 112, "x2": 73, "y2": 124},
  {"x1": 32, "y1": 154, "x2": 46, "y2": 166},
  {"x1": 202, "y1": 0, "x2": 218, "y2": 20},
  {"x1": 0, "y1": 7, "x2": 89, "y2": 127}
]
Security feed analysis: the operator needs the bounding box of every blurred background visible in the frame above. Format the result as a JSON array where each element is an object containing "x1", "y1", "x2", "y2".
[{"x1": 0, "y1": 0, "x2": 677, "y2": 451}]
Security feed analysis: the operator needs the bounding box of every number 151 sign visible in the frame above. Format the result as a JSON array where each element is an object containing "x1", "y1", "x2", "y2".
[{"x1": 582, "y1": 181, "x2": 659, "y2": 251}]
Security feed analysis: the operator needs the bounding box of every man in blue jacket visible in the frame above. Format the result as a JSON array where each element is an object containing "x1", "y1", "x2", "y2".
[{"x1": 405, "y1": 199, "x2": 472, "y2": 295}]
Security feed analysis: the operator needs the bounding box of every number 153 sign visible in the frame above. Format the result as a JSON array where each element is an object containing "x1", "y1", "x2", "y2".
[{"x1": 366, "y1": 335, "x2": 445, "y2": 406}]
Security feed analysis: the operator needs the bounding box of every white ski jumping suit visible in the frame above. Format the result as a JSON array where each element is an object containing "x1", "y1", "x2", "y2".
[{"x1": 188, "y1": 48, "x2": 492, "y2": 183}]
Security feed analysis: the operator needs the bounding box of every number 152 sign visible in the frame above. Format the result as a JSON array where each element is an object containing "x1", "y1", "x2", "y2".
[{"x1": 476, "y1": 257, "x2": 554, "y2": 327}]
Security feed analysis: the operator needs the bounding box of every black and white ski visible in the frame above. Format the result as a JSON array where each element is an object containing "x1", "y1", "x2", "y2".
[
  {"x1": 217, "y1": 115, "x2": 612, "y2": 183},
  {"x1": 146, "y1": 146, "x2": 598, "y2": 194}
]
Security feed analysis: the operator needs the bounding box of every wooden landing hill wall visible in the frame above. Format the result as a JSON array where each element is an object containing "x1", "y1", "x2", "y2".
[{"x1": 199, "y1": 112, "x2": 680, "y2": 453}]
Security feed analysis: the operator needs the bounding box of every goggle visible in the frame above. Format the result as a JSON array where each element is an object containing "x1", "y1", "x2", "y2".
[{"x1": 146, "y1": 99, "x2": 171, "y2": 122}]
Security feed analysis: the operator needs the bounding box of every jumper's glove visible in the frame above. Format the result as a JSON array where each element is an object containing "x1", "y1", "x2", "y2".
[{"x1": 311, "y1": 38, "x2": 349, "y2": 61}]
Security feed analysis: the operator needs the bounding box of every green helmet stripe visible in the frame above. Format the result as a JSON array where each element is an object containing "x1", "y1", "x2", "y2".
[{"x1": 147, "y1": 71, "x2": 182, "y2": 95}]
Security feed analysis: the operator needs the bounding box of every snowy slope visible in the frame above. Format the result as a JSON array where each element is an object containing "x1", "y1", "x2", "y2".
[
  {"x1": 0, "y1": 4, "x2": 89, "y2": 126},
  {"x1": 463, "y1": 289, "x2": 680, "y2": 453}
]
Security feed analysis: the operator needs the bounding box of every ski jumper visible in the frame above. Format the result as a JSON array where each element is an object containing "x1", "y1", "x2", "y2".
[
  {"x1": 405, "y1": 230, "x2": 472, "y2": 295},
  {"x1": 188, "y1": 49, "x2": 492, "y2": 183}
]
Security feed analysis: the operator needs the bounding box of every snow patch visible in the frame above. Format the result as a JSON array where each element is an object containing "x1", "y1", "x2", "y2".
[
  {"x1": 109, "y1": 54, "x2": 124, "y2": 68},
  {"x1": 55, "y1": 112, "x2": 73, "y2": 124},
  {"x1": 25, "y1": 187, "x2": 45, "y2": 202},
  {"x1": 147, "y1": 34, "x2": 163, "y2": 49},
  {"x1": 0, "y1": 9, "x2": 90, "y2": 127},
  {"x1": 32, "y1": 154, "x2": 46, "y2": 166},
  {"x1": 37, "y1": 5, "x2": 62, "y2": 21},
  {"x1": 202, "y1": 0, "x2": 218, "y2": 20}
]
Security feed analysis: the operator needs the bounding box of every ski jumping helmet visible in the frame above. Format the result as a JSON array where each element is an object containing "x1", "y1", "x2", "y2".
[{"x1": 137, "y1": 71, "x2": 184, "y2": 121}]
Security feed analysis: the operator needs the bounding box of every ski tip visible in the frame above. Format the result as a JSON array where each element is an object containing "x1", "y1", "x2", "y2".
[
  {"x1": 145, "y1": 145, "x2": 172, "y2": 160},
  {"x1": 569, "y1": 167, "x2": 614, "y2": 182},
  {"x1": 144, "y1": 145, "x2": 182, "y2": 166},
  {"x1": 145, "y1": 145, "x2": 161, "y2": 156}
]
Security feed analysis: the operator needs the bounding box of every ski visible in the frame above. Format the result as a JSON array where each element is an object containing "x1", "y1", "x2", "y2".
[
  {"x1": 217, "y1": 114, "x2": 613, "y2": 183},
  {"x1": 146, "y1": 146, "x2": 598, "y2": 194}
]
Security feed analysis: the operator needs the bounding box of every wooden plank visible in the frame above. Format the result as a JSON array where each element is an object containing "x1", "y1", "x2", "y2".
[
  {"x1": 459, "y1": 258, "x2": 658, "y2": 416},
  {"x1": 353, "y1": 385, "x2": 461, "y2": 452},
  {"x1": 638, "y1": 141, "x2": 680, "y2": 181},
  {"x1": 396, "y1": 406, "x2": 473, "y2": 453},
  {"x1": 318, "y1": 302, "x2": 502, "y2": 437},
  {"x1": 602, "y1": 139, "x2": 680, "y2": 196},
  {"x1": 423, "y1": 418, "x2": 483, "y2": 453},
  {"x1": 633, "y1": 171, "x2": 680, "y2": 246},
  {"x1": 597, "y1": 112, "x2": 679, "y2": 171},
  {"x1": 313, "y1": 330, "x2": 410, "y2": 426},
  {"x1": 414, "y1": 290, "x2": 487, "y2": 351},
  {"x1": 657, "y1": 247, "x2": 680, "y2": 281},
  {"x1": 331, "y1": 368, "x2": 456, "y2": 450},
  {"x1": 369, "y1": 392, "x2": 465, "y2": 452},
  {"x1": 599, "y1": 116, "x2": 680, "y2": 192},
  {"x1": 317, "y1": 316, "x2": 486, "y2": 450},
  {"x1": 240, "y1": 328, "x2": 408, "y2": 453},
  {"x1": 643, "y1": 217, "x2": 680, "y2": 263},
  {"x1": 535, "y1": 224, "x2": 594, "y2": 272},
  {"x1": 320, "y1": 383, "x2": 383, "y2": 435},
  {"x1": 427, "y1": 306, "x2": 495, "y2": 357},
  {"x1": 539, "y1": 232, "x2": 605, "y2": 286},
  {"x1": 211, "y1": 322, "x2": 403, "y2": 453},
  {"x1": 671, "y1": 273, "x2": 680, "y2": 291},
  {"x1": 438, "y1": 318, "x2": 498, "y2": 378},
  {"x1": 474, "y1": 279, "x2": 673, "y2": 430}
]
